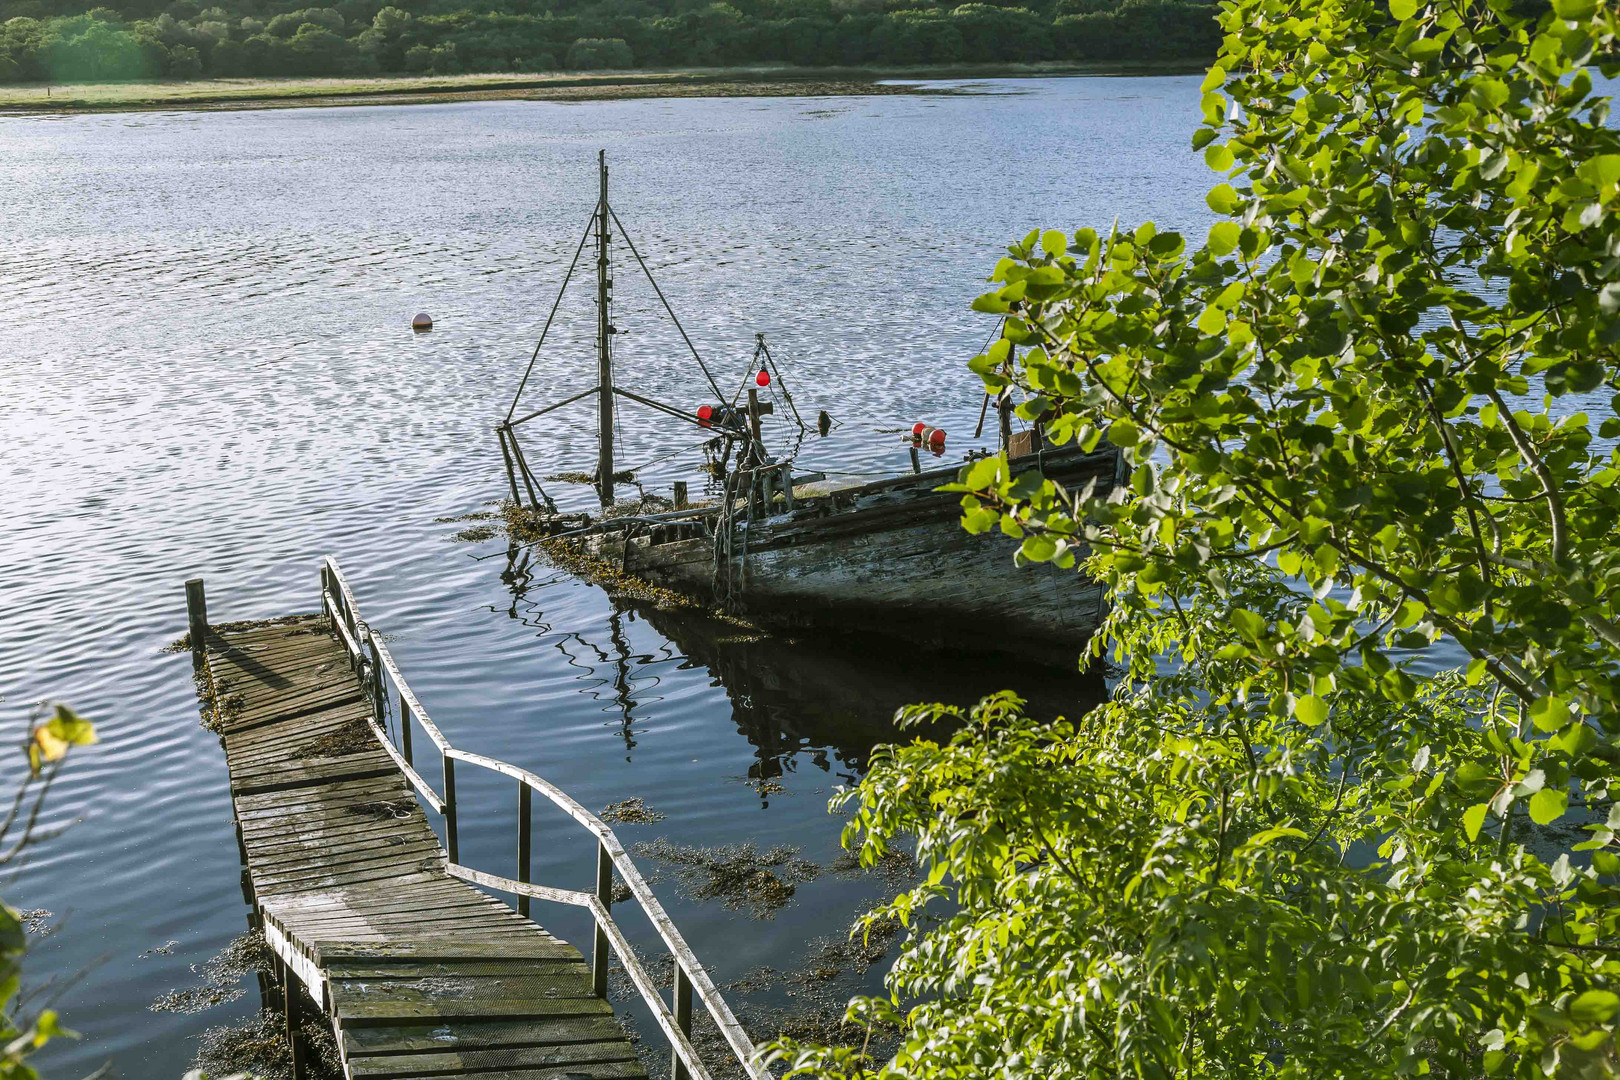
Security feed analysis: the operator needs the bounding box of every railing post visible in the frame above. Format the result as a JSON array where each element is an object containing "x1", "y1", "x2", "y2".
[
  {"x1": 592, "y1": 840, "x2": 612, "y2": 998},
  {"x1": 443, "y1": 754, "x2": 458, "y2": 864},
  {"x1": 673, "y1": 962, "x2": 693, "y2": 1080},
  {"x1": 517, "y1": 782, "x2": 532, "y2": 918},
  {"x1": 185, "y1": 578, "x2": 207, "y2": 658},
  {"x1": 365, "y1": 635, "x2": 385, "y2": 724},
  {"x1": 399, "y1": 692, "x2": 413, "y2": 766}
]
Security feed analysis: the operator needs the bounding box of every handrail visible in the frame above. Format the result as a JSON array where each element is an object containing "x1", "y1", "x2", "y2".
[{"x1": 317, "y1": 556, "x2": 767, "y2": 1080}]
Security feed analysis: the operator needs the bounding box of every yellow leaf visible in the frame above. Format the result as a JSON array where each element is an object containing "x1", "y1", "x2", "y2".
[{"x1": 29, "y1": 706, "x2": 96, "y2": 775}]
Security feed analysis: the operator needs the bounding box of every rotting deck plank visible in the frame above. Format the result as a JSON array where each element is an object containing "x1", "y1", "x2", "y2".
[{"x1": 202, "y1": 618, "x2": 647, "y2": 1080}]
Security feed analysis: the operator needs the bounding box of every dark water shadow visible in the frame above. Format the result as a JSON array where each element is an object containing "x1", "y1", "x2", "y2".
[{"x1": 497, "y1": 544, "x2": 1109, "y2": 785}]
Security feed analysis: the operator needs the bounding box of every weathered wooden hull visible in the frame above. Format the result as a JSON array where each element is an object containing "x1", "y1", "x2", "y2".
[{"x1": 590, "y1": 445, "x2": 1123, "y2": 665}]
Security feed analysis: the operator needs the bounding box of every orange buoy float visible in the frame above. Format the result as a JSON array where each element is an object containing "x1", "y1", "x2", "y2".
[{"x1": 412, "y1": 312, "x2": 433, "y2": 330}]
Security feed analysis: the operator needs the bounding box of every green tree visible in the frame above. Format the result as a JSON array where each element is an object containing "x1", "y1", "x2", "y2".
[
  {"x1": 48, "y1": 18, "x2": 153, "y2": 80},
  {"x1": 286, "y1": 21, "x2": 349, "y2": 72},
  {"x1": 769, "y1": 0, "x2": 1620, "y2": 1076},
  {"x1": 565, "y1": 34, "x2": 631, "y2": 67}
]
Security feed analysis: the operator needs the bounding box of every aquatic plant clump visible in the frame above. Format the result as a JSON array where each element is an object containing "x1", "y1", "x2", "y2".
[
  {"x1": 631, "y1": 839, "x2": 821, "y2": 919},
  {"x1": 298, "y1": 720, "x2": 376, "y2": 758},
  {"x1": 151, "y1": 929, "x2": 275, "y2": 1015},
  {"x1": 17, "y1": 909, "x2": 51, "y2": 937},
  {"x1": 451, "y1": 524, "x2": 499, "y2": 542},
  {"x1": 191, "y1": 1006, "x2": 341, "y2": 1080},
  {"x1": 600, "y1": 797, "x2": 665, "y2": 824}
]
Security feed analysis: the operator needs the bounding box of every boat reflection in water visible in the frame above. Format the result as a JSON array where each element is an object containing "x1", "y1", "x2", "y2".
[{"x1": 499, "y1": 544, "x2": 1108, "y2": 795}]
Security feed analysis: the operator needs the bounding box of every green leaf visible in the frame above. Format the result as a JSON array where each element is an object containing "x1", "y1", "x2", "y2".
[
  {"x1": 1569, "y1": 989, "x2": 1620, "y2": 1025},
  {"x1": 1529, "y1": 696, "x2": 1572, "y2": 732},
  {"x1": 1463, "y1": 803, "x2": 1489, "y2": 842},
  {"x1": 1020, "y1": 534, "x2": 1058, "y2": 563},
  {"x1": 1207, "y1": 221, "x2": 1241, "y2": 256},
  {"x1": 1207, "y1": 183, "x2": 1241, "y2": 215},
  {"x1": 1294, "y1": 695, "x2": 1328, "y2": 726},
  {"x1": 961, "y1": 455, "x2": 1006, "y2": 490},
  {"x1": 1388, "y1": 0, "x2": 1416, "y2": 17},
  {"x1": 1552, "y1": 0, "x2": 1597, "y2": 18},
  {"x1": 1230, "y1": 608, "x2": 1266, "y2": 643},
  {"x1": 1040, "y1": 229, "x2": 1067, "y2": 258},
  {"x1": 1205, "y1": 144, "x2": 1235, "y2": 172},
  {"x1": 1107, "y1": 419, "x2": 1140, "y2": 447},
  {"x1": 1197, "y1": 305, "x2": 1228, "y2": 336},
  {"x1": 1530, "y1": 788, "x2": 1568, "y2": 825}
]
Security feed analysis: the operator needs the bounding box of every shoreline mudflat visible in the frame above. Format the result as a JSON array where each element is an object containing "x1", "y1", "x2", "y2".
[{"x1": 0, "y1": 61, "x2": 1205, "y2": 114}]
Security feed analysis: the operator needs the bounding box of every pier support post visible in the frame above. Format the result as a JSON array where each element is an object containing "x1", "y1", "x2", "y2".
[
  {"x1": 592, "y1": 840, "x2": 612, "y2": 998},
  {"x1": 185, "y1": 578, "x2": 207, "y2": 658},
  {"x1": 673, "y1": 963, "x2": 693, "y2": 1080},
  {"x1": 673, "y1": 481, "x2": 688, "y2": 509},
  {"x1": 280, "y1": 955, "x2": 308, "y2": 1080}
]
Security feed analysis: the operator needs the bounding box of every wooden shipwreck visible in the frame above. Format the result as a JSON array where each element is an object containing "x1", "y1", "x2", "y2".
[{"x1": 494, "y1": 152, "x2": 1123, "y2": 664}]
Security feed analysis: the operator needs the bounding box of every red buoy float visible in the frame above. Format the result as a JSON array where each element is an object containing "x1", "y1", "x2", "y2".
[
  {"x1": 697, "y1": 403, "x2": 742, "y2": 429},
  {"x1": 909, "y1": 423, "x2": 946, "y2": 449},
  {"x1": 756, "y1": 369, "x2": 770, "y2": 387}
]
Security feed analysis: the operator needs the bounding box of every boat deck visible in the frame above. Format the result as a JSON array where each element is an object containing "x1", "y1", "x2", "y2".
[{"x1": 204, "y1": 616, "x2": 645, "y2": 1080}]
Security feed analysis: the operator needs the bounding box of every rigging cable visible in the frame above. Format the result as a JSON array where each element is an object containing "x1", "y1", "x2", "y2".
[
  {"x1": 506, "y1": 211, "x2": 597, "y2": 423},
  {"x1": 607, "y1": 205, "x2": 725, "y2": 401}
]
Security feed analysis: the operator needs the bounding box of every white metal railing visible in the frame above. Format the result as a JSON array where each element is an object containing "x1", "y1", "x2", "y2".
[{"x1": 318, "y1": 556, "x2": 765, "y2": 1080}]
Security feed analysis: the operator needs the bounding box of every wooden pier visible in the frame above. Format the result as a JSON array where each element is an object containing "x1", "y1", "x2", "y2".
[{"x1": 190, "y1": 558, "x2": 763, "y2": 1080}]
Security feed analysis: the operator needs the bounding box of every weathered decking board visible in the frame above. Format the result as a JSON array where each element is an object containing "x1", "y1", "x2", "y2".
[{"x1": 203, "y1": 617, "x2": 647, "y2": 1080}]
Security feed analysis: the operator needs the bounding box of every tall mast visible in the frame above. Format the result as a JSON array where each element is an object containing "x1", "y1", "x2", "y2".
[{"x1": 596, "y1": 150, "x2": 615, "y2": 507}]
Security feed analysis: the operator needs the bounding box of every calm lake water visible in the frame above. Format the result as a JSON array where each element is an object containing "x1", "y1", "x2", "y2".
[{"x1": 0, "y1": 76, "x2": 1214, "y2": 1077}]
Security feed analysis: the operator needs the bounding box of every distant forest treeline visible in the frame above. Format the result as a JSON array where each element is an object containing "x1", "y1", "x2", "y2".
[{"x1": 0, "y1": 0, "x2": 1219, "y2": 82}]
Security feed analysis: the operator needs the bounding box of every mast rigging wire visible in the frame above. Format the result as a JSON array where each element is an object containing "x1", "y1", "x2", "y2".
[
  {"x1": 606, "y1": 204, "x2": 725, "y2": 401},
  {"x1": 506, "y1": 212, "x2": 597, "y2": 422}
]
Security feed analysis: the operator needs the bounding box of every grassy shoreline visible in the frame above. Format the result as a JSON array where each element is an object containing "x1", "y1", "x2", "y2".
[{"x1": 0, "y1": 60, "x2": 1206, "y2": 113}]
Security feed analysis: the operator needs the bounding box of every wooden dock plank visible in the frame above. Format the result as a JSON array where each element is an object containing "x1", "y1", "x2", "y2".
[
  {"x1": 342, "y1": 1015, "x2": 627, "y2": 1056},
  {"x1": 204, "y1": 619, "x2": 647, "y2": 1080}
]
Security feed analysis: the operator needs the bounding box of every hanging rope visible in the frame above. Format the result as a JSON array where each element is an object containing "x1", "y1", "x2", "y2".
[
  {"x1": 622, "y1": 437, "x2": 714, "y2": 476},
  {"x1": 756, "y1": 336, "x2": 807, "y2": 431},
  {"x1": 506, "y1": 212, "x2": 597, "y2": 423},
  {"x1": 606, "y1": 205, "x2": 725, "y2": 401}
]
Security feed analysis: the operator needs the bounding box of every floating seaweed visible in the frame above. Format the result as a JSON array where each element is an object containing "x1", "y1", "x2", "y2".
[
  {"x1": 151, "y1": 930, "x2": 274, "y2": 1015},
  {"x1": 630, "y1": 839, "x2": 820, "y2": 919},
  {"x1": 600, "y1": 797, "x2": 665, "y2": 825},
  {"x1": 451, "y1": 524, "x2": 500, "y2": 543},
  {"x1": 190, "y1": 1006, "x2": 341, "y2": 1080}
]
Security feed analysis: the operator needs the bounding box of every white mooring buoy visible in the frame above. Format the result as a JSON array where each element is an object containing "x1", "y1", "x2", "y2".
[{"x1": 412, "y1": 312, "x2": 433, "y2": 331}]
